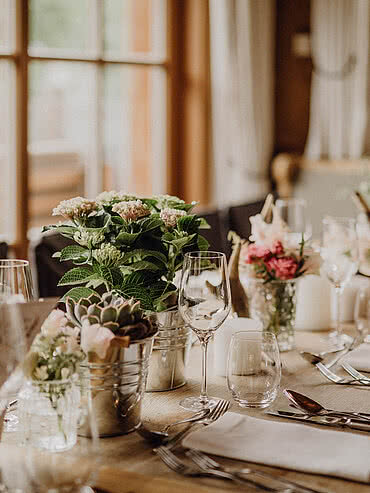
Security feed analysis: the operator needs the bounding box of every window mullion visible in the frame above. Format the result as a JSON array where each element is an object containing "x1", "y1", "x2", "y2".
[
  {"x1": 85, "y1": 0, "x2": 104, "y2": 198},
  {"x1": 14, "y1": 0, "x2": 29, "y2": 258}
]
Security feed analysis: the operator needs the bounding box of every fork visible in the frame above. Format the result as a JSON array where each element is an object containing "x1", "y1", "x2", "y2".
[
  {"x1": 162, "y1": 398, "x2": 231, "y2": 449},
  {"x1": 187, "y1": 449, "x2": 323, "y2": 493},
  {"x1": 156, "y1": 447, "x2": 282, "y2": 491},
  {"x1": 341, "y1": 362, "x2": 370, "y2": 383},
  {"x1": 161, "y1": 408, "x2": 210, "y2": 433},
  {"x1": 316, "y1": 362, "x2": 370, "y2": 386}
]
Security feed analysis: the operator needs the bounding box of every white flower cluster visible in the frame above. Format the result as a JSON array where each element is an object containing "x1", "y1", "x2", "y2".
[
  {"x1": 96, "y1": 191, "x2": 137, "y2": 205},
  {"x1": 112, "y1": 200, "x2": 150, "y2": 222},
  {"x1": 153, "y1": 194, "x2": 185, "y2": 209},
  {"x1": 52, "y1": 197, "x2": 98, "y2": 221},
  {"x1": 93, "y1": 243, "x2": 123, "y2": 267},
  {"x1": 23, "y1": 309, "x2": 84, "y2": 382},
  {"x1": 73, "y1": 230, "x2": 105, "y2": 247},
  {"x1": 160, "y1": 207, "x2": 186, "y2": 228}
]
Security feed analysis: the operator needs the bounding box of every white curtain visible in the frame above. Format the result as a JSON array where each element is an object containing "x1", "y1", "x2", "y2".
[
  {"x1": 305, "y1": 0, "x2": 370, "y2": 160},
  {"x1": 209, "y1": 0, "x2": 275, "y2": 208}
]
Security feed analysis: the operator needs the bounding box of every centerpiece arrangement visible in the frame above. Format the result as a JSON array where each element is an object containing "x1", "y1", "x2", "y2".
[
  {"x1": 44, "y1": 192, "x2": 210, "y2": 405},
  {"x1": 240, "y1": 208, "x2": 321, "y2": 351}
]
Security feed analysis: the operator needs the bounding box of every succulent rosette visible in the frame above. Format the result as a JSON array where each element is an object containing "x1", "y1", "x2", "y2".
[
  {"x1": 44, "y1": 192, "x2": 210, "y2": 312},
  {"x1": 65, "y1": 292, "x2": 157, "y2": 359}
]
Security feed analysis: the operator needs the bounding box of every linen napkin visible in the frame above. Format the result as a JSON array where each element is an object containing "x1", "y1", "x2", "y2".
[
  {"x1": 343, "y1": 343, "x2": 370, "y2": 372},
  {"x1": 182, "y1": 412, "x2": 370, "y2": 483}
]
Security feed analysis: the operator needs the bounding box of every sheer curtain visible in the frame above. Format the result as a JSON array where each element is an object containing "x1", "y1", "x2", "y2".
[
  {"x1": 305, "y1": 0, "x2": 370, "y2": 160},
  {"x1": 209, "y1": 0, "x2": 275, "y2": 208}
]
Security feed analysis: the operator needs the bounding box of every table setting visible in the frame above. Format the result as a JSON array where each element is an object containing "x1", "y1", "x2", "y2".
[{"x1": 1, "y1": 192, "x2": 370, "y2": 492}]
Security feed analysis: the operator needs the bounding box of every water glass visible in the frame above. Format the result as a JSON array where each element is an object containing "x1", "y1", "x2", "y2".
[
  {"x1": 354, "y1": 285, "x2": 370, "y2": 342},
  {"x1": 227, "y1": 331, "x2": 281, "y2": 409},
  {"x1": 0, "y1": 259, "x2": 35, "y2": 301},
  {"x1": 275, "y1": 198, "x2": 312, "y2": 246}
]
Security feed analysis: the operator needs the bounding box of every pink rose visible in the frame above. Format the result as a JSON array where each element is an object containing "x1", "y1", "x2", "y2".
[
  {"x1": 245, "y1": 243, "x2": 271, "y2": 263},
  {"x1": 266, "y1": 256, "x2": 298, "y2": 280},
  {"x1": 271, "y1": 240, "x2": 284, "y2": 255}
]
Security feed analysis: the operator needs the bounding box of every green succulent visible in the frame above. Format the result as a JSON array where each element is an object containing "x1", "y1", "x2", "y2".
[{"x1": 65, "y1": 291, "x2": 156, "y2": 341}]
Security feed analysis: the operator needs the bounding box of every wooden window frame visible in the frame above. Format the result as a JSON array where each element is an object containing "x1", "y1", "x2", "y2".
[{"x1": 1, "y1": 0, "x2": 210, "y2": 259}]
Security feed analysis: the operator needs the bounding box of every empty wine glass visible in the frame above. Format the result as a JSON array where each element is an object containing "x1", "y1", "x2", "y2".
[
  {"x1": 275, "y1": 198, "x2": 312, "y2": 247},
  {"x1": 178, "y1": 251, "x2": 231, "y2": 411},
  {"x1": 321, "y1": 217, "x2": 359, "y2": 346},
  {"x1": 227, "y1": 331, "x2": 281, "y2": 408},
  {"x1": 0, "y1": 259, "x2": 35, "y2": 301},
  {"x1": 354, "y1": 285, "x2": 370, "y2": 343}
]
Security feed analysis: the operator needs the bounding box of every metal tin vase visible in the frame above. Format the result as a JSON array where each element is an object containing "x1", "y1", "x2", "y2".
[
  {"x1": 146, "y1": 309, "x2": 192, "y2": 392},
  {"x1": 78, "y1": 336, "x2": 154, "y2": 437}
]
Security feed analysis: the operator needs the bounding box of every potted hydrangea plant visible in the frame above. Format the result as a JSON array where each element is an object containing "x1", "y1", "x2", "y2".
[{"x1": 44, "y1": 192, "x2": 210, "y2": 390}]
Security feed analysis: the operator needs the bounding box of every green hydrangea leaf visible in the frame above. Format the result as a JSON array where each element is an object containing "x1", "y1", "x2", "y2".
[
  {"x1": 61, "y1": 287, "x2": 98, "y2": 302},
  {"x1": 60, "y1": 245, "x2": 89, "y2": 262},
  {"x1": 58, "y1": 267, "x2": 94, "y2": 286}
]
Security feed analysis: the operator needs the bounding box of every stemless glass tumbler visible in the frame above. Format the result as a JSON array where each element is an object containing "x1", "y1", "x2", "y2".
[
  {"x1": 227, "y1": 331, "x2": 281, "y2": 409},
  {"x1": 178, "y1": 251, "x2": 231, "y2": 411}
]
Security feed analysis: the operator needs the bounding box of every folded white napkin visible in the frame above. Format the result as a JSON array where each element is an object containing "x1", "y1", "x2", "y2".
[
  {"x1": 182, "y1": 412, "x2": 370, "y2": 483},
  {"x1": 343, "y1": 344, "x2": 370, "y2": 372}
]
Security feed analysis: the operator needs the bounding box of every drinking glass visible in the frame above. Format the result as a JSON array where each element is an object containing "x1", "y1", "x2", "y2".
[
  {"x1": 0, "y1": 259, "x2": 35, "y2": 301},
  {"x1": 0, "y1": 301, "x2": 100, "y2": 492},
  {"x1": 321, "y1": 217, "x2": 359, "y2": 346},
  {"x1": 178, "y1": 251, "x2": 231, "y2": 411},
  {"x1": 354, "y1": 285, "x2": 370, "y2": 343},
  {"x1": 227, "y1": 331, "x2": 281, "y2": 408},
  {"x1": 275, "y1": 198, "x2": 312, "y2": 247}
]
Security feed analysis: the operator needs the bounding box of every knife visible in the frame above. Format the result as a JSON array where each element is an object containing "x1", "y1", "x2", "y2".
[{"x1": 267, "y1": 410, "x2": 370, "y2": 432}]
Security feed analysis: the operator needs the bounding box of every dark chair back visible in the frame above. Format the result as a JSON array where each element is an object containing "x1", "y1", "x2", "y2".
[
  {"x1": 197, "y1": 209, "x2": 230, "y2": 257},
  {"x1": 34, "y1": 233, "x2": 74, "y2": 298},
  {"x1": 0, "y1": 242, "x2": 8, "y2": 259},
  {"x1": 228, "y1": 199, "x2": 267, "y2": 242}
]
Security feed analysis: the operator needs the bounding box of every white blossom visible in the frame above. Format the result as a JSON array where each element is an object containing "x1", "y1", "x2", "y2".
[
  {"x1": 153, "y1": 194, "x2": 186, "y2": 209},
  {"x1": 41, "y1": 309, "x2": 67, "y2": 338},
  {"x1": 112, "y1": 200, "x2": 150, "y2": 222},
  {"x1": 52, "y1": 197, "x2": 98, "y2": 221},
  {"x1": 93, "y1": 243, "x2": 123, "y2": 267},
  {"x1": 61, "y1": 368, "x2": 70, "y2": 380},
  {"x1": 96, "y1": 191, "x2": 137, "y2": 205},
  {"x1": 34, "y1": 365, "x2": 49, "y2": 381},
  {"x1": 160, "y1": 208, "x2": 186, "y2": 228},
  {"x1": 80, "y1": 320, "x2": 115, "y2": 360},
  {"x1": 73, "y1": 229, "x2": 105, "y2": 247}
]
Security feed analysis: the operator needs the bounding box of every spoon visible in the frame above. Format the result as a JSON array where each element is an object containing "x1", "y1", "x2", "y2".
[
  {"x1": 283, "y1": 389, "x2": 370, "y2": 422},
  {"x1": 300, "y1": 346, "x2": 346, "y2": 365}
]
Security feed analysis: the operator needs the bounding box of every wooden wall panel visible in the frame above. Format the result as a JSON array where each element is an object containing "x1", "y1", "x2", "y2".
[{"x1": 274, "y1": 0, "x2": 312, "y2": 154}]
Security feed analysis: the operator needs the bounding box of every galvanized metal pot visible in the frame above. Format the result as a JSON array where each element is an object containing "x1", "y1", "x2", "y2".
[
  {"x1": 146, "y1": 309, "x2": 192, "y2": 392},
  {"x1": 79, "y1": 336, "x2": 154, "y2": 437}
]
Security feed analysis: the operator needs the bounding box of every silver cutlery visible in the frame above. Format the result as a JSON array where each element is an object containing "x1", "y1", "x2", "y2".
[
  {"x1": 268, "y1": 410, "x2": 370, "y2": 432},
  {"x1": 156, "y1": 447, "x2": 280, "y2": 491},
  {"x1": 160, "y1": 398, "x2": 231, "y2": 449},
  {"x1": 300, "y1": 336, "x2": 360, "y2": 368},
  {"x1": 187, "y1": 449, "x2": 324, "y2": 493},
  {"x1": 161, "y1": 408, "x2": 210, "y2": 433},
  {"x1": 283, "y1": 389, "x2": 370, "y2": 422},
  {"x1": 315, "y1": 362, "x2": 370, "y2": 386},
  {"x1": 341, "y1": 362, "x2": 370, "y2": 382}
]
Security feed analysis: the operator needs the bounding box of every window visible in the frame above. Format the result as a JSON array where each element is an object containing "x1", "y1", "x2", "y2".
[{"x1": 0, "y1": 0, "x2": 170, "y2": 255}]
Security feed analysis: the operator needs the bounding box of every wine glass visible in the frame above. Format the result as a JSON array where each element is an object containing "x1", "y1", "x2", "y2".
[
  {"x1": 178, "y1": 251, "x2": 231, "y2": 411},
  {"x1": 275, "y1": 198, "x2": 312, "y2": 247},
  {"x1": 354, "y1": 285, "x2": 370, "y2": 343},
  {"x1": 321, "y1": 216, "x2": 359, "y2": 346},
  {"x1": 0, "y1": 259, "x2": 35, "y2": 301}
]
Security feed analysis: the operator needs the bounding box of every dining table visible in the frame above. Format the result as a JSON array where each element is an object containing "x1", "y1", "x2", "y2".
[{"x1": 90, "y1": 325, "x2": 370, "y2": 493}]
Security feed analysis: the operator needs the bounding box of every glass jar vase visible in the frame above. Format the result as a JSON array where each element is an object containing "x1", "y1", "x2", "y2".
[
  {"x1": 246, "y1": 279, "x2": 297, "y2": 351},
  {"x1": 18, "y1": 379, "x2": 81, "y2": 452}
]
